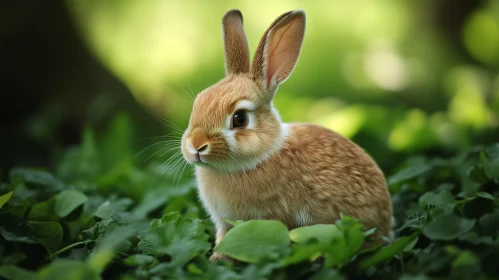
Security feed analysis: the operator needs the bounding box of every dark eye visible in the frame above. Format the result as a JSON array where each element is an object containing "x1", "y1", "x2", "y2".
[{"x1": 232, "y1": 110, "x2": 248, "y2": 129}]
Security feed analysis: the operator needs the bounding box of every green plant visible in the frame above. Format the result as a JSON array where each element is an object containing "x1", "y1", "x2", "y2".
[{"x1": 1, "y1": 114, "x2": 498, "y2": 280}]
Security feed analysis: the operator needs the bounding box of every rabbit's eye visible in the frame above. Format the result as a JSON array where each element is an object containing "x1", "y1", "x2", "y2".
[{"x1": 231, "y1": 110, "x2": 248, "y2": 129}]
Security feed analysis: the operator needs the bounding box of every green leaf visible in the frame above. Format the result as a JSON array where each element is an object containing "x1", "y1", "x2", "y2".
[
  {"x1": 93, "y1": 198, "x2": 132, "y2": 219},
  {"x1": 0, "y1": 265, "x2": 37, "y2": 280},
  {"x1": 81, "y1": 218, "x2": 144, "y2": 262},
  {"x1": 131, "y1": 188, "x2": 171, "y2": 220},
  {"x1": 56, "y1": 127, "x2": 101, "y2": 180},
  {"x1": 54, "y1": 190, "x2": 88, "y2": 217},
  {"x1": 37, "y1": 260, "x2": 100, "y2": 280},
  {"x1": 88, "y1": 220, "x2": 146, "y2": 274},
  {"x1": 423, "y1": 214, "x2": 476, "y2": 241},
  {"x1": 467, "y1": 164, "x2": 488, "y2": 184},
  {"x1": 324, "y1": 216, "x2": 365, "y2": 267},
  {"x1": 100, "y1": 112, "x2": 132, "y2": 167},
  {"x1": 404, "y1": 236, "x2": 419, "y2": 252},
  {"x1": 0, "y1": 253, "x2": 27, "y2": 265},
  {"x1": 28, "y1": 221, "x2": 63, "y2": 254},
  {"x1": 222, "y1": 219, "x2": 244, "y2": 227},
  {"x1": 28, "y1": 198, "x2": 57, "y2": 221},
  {"x1": 215, "y1": 220, "x2": 290, "y2": 263},
  {"x1": 418, "y1": 190, "x2": 456, "y2": 216},
  {"x1": 476, "y1": 191, "x2": 495, "y2": 201},
  {"x1": 388, "y1": 163, "x2": 431, "y2": 185},
  {"x1": 0, "y1": 228, "x2": 37, "y2": 244},
  {"x1": 80, "y1": 218, "x2": 120, "y2": 244},
  {"x1": 0, "y1": 191, "x2": 13, "y2": 208},
  {"x1": 131, "y1": 185, "x2": 193, "y2": 220},
  {"x1": 9, "y1": 168, "x2": 63, "y2": 191},
  {"x1": 0, "y1": 215, "x2": 44, "y2": 246},
  {"x1": 358, "y1": 235, "x2": 417, "y2": 269},
  {"x1": 452, "y1": 250, "x2": 479, "y2": 267},
  {"x1": 289, "y1": 224, "x2": 342, "y2": 244},
  {"x1": 400, "y1": 274, "x2": 431, "y2": 280},
  {"x1": 479, "y1": 209, "x2": 499, "y2": 235},
  {"x1": 283, "y1": 243, "x2": 329, "y2": 265},
  {"x1": 310, "y1": 268, "x2": 345, "y2": 280},
  {"x1": 124, "y1": 254, "x2": 158, "y2": 267},
  {"x1": 185, "y1": 260, "x2": 243, "y2": 280},
  {"x1": 458, "y1": 231, "x2": 494, "y2": 245},
  {"x1": 137, "y1": 212, "x2": 210, "y2": 266},
  {"x1": 483, "y1": 144, "x2": 499, "y2": 179}
]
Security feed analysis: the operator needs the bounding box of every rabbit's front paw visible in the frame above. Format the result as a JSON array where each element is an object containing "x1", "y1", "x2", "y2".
[{"x1": 209, "y1": 251, "x2": 237, "y2": 264}]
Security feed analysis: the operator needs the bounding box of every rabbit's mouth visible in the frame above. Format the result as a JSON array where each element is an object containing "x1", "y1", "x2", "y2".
[
  {"x1": 190, "y1": 153, "x2": 211, "y2": 167},
  {"x1": 194, "y1": 153, "x2": 206, "y2": 164}
]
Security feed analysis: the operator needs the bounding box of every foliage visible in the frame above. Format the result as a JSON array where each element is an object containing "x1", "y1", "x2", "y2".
[{"x1": 1, "y1": 115, "x2": 499, "y2": 280}]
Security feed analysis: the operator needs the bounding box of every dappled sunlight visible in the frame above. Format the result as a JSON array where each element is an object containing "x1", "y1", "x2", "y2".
[
  {"x1": 445, "y1": 66, "x2": 492, "y2": 129},
  {"x1": 388, "y1": 109, "x2": 434, "y2": 151},
  {"x1": 462, "y1": 1, "x2": 499, "y2": 67},
  {"x1": 66, "y1": 0, "x2": 411, "y2": 116},
  {"x1": 493, "y1": 75, "x2": 499, "y2": 121},
  {"x1": 63, "y1": 0, "x2": 499, "y2": 155},
  {"x1": 448, "y1": 87, "x2": 490, "y2": 129},
  {"x1": 313, "y1": 105, "x2": 366, "y2": 139},
  {"x1": 363, "y1": 41, "x2": 407, "y2": 92}
]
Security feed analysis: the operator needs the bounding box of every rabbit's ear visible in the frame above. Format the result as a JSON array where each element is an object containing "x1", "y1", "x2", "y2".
[
  {"x1": 222, "y1": 10, "x2": 250, "y2": 76},
  {"x1": 251, "y1": 10, "x2": 305, "y2": 93}
]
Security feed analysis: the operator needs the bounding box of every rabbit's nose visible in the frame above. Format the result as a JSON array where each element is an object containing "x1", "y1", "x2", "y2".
[
  {"x1": 196, "y1": 144, "x2": 209, "y2": 153},
  {"x1": 186, "y1": 140, "x2": 210, "y2": 155}
]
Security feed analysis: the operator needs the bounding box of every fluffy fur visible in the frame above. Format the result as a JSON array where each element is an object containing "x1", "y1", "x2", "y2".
[{"x1": 180, "y1": 9, "x2": 393, "y2": 262}]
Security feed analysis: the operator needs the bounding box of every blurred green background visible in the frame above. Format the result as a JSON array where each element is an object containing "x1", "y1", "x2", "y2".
[{"x1": 2, "y1": 0, "x2": 499, "y2": 178}]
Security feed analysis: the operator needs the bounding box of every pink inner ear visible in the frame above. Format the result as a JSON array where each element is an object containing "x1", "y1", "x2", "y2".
[{"x1": 266, "y1": 16, "x2": 301, "y2": 86}]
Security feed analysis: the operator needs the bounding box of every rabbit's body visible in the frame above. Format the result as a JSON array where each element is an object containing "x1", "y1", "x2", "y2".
[
  {"x1": 196, "y1": 122, "x2": 392, "y2": 244},
  {"x1": 180, "y1": 9, "x2": 394, "y2": 262}
]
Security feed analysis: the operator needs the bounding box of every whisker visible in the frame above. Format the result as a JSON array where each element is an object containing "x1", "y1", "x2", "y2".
[
  {"x1": 174, "y1": 160, "x2": 189, "y2": 186},
  {"x1": 163, "y1": 156, "x2": 185, "y2": 181},
  {"x1": 135, "y1": 140, "x2": 182, "y2": 158},
  {"x1": 157, "y1": 146, "x2": 181, "y2": 158},
  {"x1": 158, "y1": 153, "x2": 181, "y2": 185},
  {"x1": 176, "y1": 84, "x2": 194, "y2": 101},
  {"x1": 160, "y1": 151, "x2": 182, "y2": 168},
  {"x1": 161, "y1": 154, "x2": 183, "y2": 176},
  {"x1": 167, "y1": 155, "x2": 185, "y2": 175},
  {"x1": 137, "y1": 133, "x2": 183, "y2": 142},
  {"x1": 145, "y1": 145, "x2": 181, "y2": 163},
  {"x1": 157, "y1": 152, "x2": 182, "y2": 173},
  {"x1": 176, "y1": 83, "x2": 196, "y2": 101},
  {"x1": 145, "y1": 111, "x2": 184, "y2": 133},
  {"x1": 187, "y1": 84, "x2": 196, "y2": 99}
]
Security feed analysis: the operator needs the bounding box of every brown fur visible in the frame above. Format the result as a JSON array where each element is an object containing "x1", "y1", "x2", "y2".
[
  {"x1": 197, "y1": 124, "x2": 392, "y2": 234},
  {"x1": 222, "y1": 10, "x2": 250, "y2": 75},
  {"x1": 179, "y1": 9, "x2": 394, "y2": 262}
]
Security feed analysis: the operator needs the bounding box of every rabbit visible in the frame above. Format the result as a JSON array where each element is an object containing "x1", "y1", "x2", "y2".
[{"x1": 180, "y1": 9, "x2": 394, "y2": 262}]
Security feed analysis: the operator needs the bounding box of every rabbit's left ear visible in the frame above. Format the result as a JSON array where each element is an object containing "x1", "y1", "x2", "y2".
[
  {"x1": 222, "y1": 10, "x2": 251, "y2": 76},
  {"x1": 251, "y1": 10, "x2": 306, "y2": 94}
]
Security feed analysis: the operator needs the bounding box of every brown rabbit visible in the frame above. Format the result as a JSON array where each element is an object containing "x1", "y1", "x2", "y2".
[{"x1": 180, "y1": 9, "x2": 393, "y2": 262}]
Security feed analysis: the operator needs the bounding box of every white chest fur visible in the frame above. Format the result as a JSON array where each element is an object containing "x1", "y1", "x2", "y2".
[{"x1": 195, "y1": 171, "x2": 269, "y2": 225}]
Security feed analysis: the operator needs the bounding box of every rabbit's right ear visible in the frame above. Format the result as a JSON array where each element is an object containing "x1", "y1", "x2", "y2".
[
  {"x1": 222, "y1": 10, "x2": 250, "y2": 76},
  {"x1": 251, "y1": 10, "x2": 305, "y2": 95}
]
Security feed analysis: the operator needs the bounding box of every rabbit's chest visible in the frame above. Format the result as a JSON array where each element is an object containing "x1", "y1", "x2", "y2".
[
  {"x1": 195, "y1": 169, "x2": 297, "y2": 222},
  {"x1": 198, "y1": 178, "x2": 271, "y2": 220}
]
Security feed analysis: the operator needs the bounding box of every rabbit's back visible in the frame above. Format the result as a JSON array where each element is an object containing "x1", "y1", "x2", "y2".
[{"x1": 196, "y1": 123, "x2": 393, "y2": 241}]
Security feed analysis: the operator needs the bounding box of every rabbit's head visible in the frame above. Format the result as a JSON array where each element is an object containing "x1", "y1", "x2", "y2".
[{"x1": 181, "y1": 9, "x2": 306, "y2": 172}]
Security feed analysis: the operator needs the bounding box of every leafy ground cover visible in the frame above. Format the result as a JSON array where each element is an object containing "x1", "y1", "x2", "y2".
[{"x1": 1, "y1": 114, "x2": 498, "y2": 280}]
